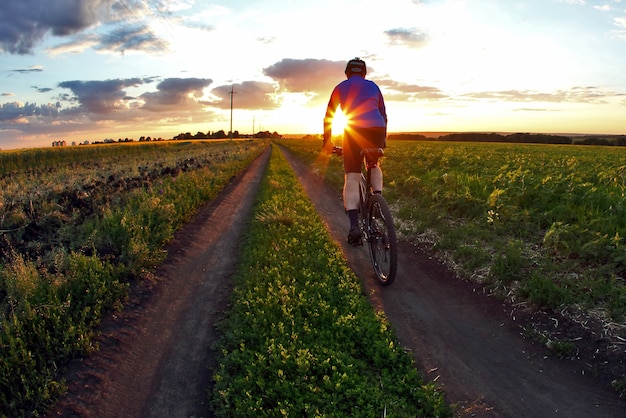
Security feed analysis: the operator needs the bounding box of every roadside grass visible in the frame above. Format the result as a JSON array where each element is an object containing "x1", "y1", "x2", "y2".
[
  {"x1": 211, "y1": 145, "x2": 451, "y2": 417},
  {"x1": 277, "y1": 137, "x2": 626, "y2": 389},
  {"x1": 0, "y1": 140, "x2": 267, "y2": 416}
]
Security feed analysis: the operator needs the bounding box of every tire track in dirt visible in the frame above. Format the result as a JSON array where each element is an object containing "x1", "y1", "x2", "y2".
[
  {"x1": 46, "y1": 147, "x2": 271, "y2": 418},
  {"x1": 280, "y1": 145, "x2": 625, "y2": 418}
]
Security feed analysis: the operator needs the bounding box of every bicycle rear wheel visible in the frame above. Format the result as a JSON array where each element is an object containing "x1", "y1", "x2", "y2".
[{"x1": 365, "y1": 194, "x2": 397, "y2": 286}]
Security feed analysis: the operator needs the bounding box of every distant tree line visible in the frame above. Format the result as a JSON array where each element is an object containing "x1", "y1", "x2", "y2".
[
  {"x1": 388, "y1": 132, "x2": 626, "y2": 146},
  {"x1": 46, "y1": 130, "x2": 281, "y2": 148},
  {"x1": 173, "y1": 130, "x2": 282, "y2": 140}
]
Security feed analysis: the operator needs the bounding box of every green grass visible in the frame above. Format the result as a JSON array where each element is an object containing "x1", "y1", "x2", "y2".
[
  {"x1": 0, "y1": 140, "x2": 267, "y2": 416},
  {"x1": 211, "y1": 145, "x2": 451, "y2": 417},
  {"x1": 276, "y1": 138, "x2": 626, "y2": 323}
]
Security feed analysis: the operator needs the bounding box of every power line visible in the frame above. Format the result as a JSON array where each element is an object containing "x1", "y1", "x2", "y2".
[
  {"x1": 118, "y1": 0, "x2": 168, "y2": 50},
  {"x1": 140, "y1": 0, "x2": 178, "y2": 44}
]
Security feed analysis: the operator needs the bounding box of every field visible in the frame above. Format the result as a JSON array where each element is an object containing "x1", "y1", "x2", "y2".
[
  {"x1": 0, "y1": 140, "x2": 267, "y2": 415},
  {"x1": 277, "y1": 138, "x2": 626, "y2": 355},
  {"x1": 2, "y1": 137, "x2": 626, "y2": 414}
]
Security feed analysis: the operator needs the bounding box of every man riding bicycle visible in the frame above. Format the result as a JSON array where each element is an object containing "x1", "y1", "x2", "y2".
[{"x1": 323, "y1": 57, "x2": 388, "y2": 245}]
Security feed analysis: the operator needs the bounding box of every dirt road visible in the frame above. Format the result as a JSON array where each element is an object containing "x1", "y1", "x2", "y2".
[
  {"x1": 45, "y1": 147, "x2": 271, "y2": 418},
  {"x1": 46, "y1": 145, "x2": 625, "y2": 417}
]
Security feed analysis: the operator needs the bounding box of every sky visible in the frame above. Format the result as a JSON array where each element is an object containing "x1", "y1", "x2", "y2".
[{"x1": 1, "y1": 0, "x2": 626, "y2": 149}]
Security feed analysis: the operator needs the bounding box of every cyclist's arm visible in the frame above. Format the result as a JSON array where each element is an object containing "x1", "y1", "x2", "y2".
[
  {"x1": 323, "y1": 88, "x2": 341, "y2": 145},
  {"x1": 377, "y1": 88, "x2": 388, "y2": 126}
]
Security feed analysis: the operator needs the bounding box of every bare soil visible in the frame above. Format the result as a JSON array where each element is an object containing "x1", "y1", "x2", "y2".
[{"x1": 45, "y1": 145, "x2": 625, "y2": 417}]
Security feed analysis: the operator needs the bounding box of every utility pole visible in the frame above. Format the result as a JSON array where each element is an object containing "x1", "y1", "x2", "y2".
[
  {"x1": 229, "y1": 85, "x2": 235, "y2": 141},
  {"x1": 252, "y1": 115, "x2": 255, "y2": 138}
]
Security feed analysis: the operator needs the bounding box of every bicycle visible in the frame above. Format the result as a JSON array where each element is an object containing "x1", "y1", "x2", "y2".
[{"x1": 333, "y1": 146, "x2": 397, "y2": 286}]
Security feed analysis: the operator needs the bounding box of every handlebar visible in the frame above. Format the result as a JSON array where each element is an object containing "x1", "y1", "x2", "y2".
[{"x1": 332, "y1": 146, "x2": 343, "y2": 156}]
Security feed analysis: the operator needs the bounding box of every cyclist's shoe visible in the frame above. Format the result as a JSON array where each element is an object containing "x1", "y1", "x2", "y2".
[{"x1": 347, "y1": 227, "x2": 363, "y2": 246}]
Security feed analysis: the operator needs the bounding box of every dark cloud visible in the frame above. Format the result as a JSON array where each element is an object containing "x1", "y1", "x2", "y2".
[
  {"x1": 263, "y1": 58, "x2": 345, "y2": 93},
  {"x1": 384, "y1": 28, "x2": 428, "y2": 48},
  {"x1": 58, "y1": 78, "x2": 145, "y2": 113},
  {"x1": 0, "y1": 101, "x2": 61, "y2": 122},
  {"x1": 0, "y1": 0, "x2": 117, "y2": 54},
  {"x1": 0, "y1": 76, "x2": 220, "y2": 145},
  {"x1": 11, "y1": 66, "x2": 44, "y2": 74},
  {"x1": 32, "y1": 86, "x2": 53, "y2": 93},
  {"x1": 97, "y1": 25, "x2": 166, "y2": 54},
  {"x1": 140, "y1": 77, "x2": 213, "y2": 110},
  {"x1": 211, "y1": 81, "x2": 278, "y2": 110}
]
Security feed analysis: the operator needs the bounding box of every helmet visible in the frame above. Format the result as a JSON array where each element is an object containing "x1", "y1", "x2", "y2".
[{"x1": 345, "y1": 57, "x2": 366, "y2": 77}]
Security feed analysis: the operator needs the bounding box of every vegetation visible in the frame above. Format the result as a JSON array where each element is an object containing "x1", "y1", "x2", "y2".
[
  {"x1": 211, "y1": 145, "x2": 451, "y2": 417},
  {"x1": 388, "y1": 132, "x2": 626, "y2": 146},
  {"x1": 276, "y1": 138, "x2": 626, "y2": 345},
  {"x1": 0, "y1": 140, "x2": 267, "y2": 416},
  {"x1": 4, "y1": 133, "x2": 626, "y2": 414},
  {"x1": 174, "y1": 130, "x2": 283, "y2": 140}
]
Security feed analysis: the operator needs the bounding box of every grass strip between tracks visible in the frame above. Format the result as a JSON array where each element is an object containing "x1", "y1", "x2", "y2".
[{"x1": 211, "y1": 146, "x2": 451, "y2": 417}]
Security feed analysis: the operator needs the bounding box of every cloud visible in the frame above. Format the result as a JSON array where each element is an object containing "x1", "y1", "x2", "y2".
[
  {"x1": 0, "y1": 0, "x2": 117, "y2": 54},
  {"x1": 140, "y1": 77, "x2": 212, "y2": 110},
  {"x1": 0, "y1": 101, "x2": 62, "y2": 122},
  {"x1": 263, "y1": 58, "x2": 345, "y2": 93},
  {"x1": 32, "y1": 86, "x2": 54, "y2": 93},
  {"x1": 0, "y1": 75, "x2": 219, "y2": 144},
  {"x1": 384, "y1": 28, "x2": 428, "y2": 48},
  {"x1": 462, "y1": 86, "x2": 617, "y2": 103},
  {"x1": 10, "y1": 65, "x2": 44, "y2": 74},
  {"x1": 594, "y1": 4, "x2": 613, "y2": 12},
  {"x1": 58, "y1": 78, "x2": 146, "y2": 113},
  {"x1": 377, "y1": 79, "x2": 448, "y2": 100},
  {"x1": 513, "y1": 108, "x2": 557, "y2": 112},
  {"x1": 97, "y1": 25, "x2": 167, "y2": 54},
  {"x1": 211, "y1": 81, "x2": 279, "y2": 110},
  {"x1": 257, "y1": 36, "x2": 276, "y2": 44},
  {"x1": 0, "y1": 0, "x2": 179, "y2": 55},
  {"x1": 47, "y1": 33, "x2": 100, "y2": 56}
]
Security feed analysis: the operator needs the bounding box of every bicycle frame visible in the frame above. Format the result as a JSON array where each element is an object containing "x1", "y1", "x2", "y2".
[{"x1": 358, "y1": 148, "x2": 384, "y2": 240}]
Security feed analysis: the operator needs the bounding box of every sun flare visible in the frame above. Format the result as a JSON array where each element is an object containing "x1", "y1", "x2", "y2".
[{"x1": 331, "y1": 108, "x2": 348, "y2": 136}]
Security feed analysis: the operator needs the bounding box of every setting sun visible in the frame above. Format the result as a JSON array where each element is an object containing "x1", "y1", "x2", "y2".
[{"x1": 331, "y1": 108, "x2": 348, "y2": 136}]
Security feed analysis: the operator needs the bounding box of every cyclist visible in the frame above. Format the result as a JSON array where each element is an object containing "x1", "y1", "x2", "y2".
[{"x1": 322, "y1": 57, "x2": 388, "y2": 245}]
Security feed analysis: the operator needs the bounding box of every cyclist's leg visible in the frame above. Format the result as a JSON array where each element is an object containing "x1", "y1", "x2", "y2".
[
  {"x1": 343, "y1": 129, "x2": 363, "y2": 211},
  {"x1": 343, "y1": 129, "x2": 365, "y2": 244},
  {"x1": 364, "y1": 127, "x2": 386, "y2": 193},
  {"x1": 343, "y1": 173, "x2": 361, "y2": 211}
]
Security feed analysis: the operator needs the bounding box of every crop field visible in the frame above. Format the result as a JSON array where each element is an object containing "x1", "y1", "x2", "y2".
[
  {"x1": 277, "y1": 138, "x2": 626, "y2": 339},
  {"x1": 0, "y1": 140, "x2": 267, "y2": 416}
]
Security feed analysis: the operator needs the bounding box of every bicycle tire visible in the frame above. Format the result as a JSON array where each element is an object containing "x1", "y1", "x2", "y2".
[{"x1": 365, "y1": 193, "x2": 397, "y2": 286}]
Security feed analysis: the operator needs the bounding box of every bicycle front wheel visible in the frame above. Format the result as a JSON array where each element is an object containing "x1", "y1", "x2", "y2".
[{"x1": 366, "y1": 194, "x2": 397, "y2": 286}]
